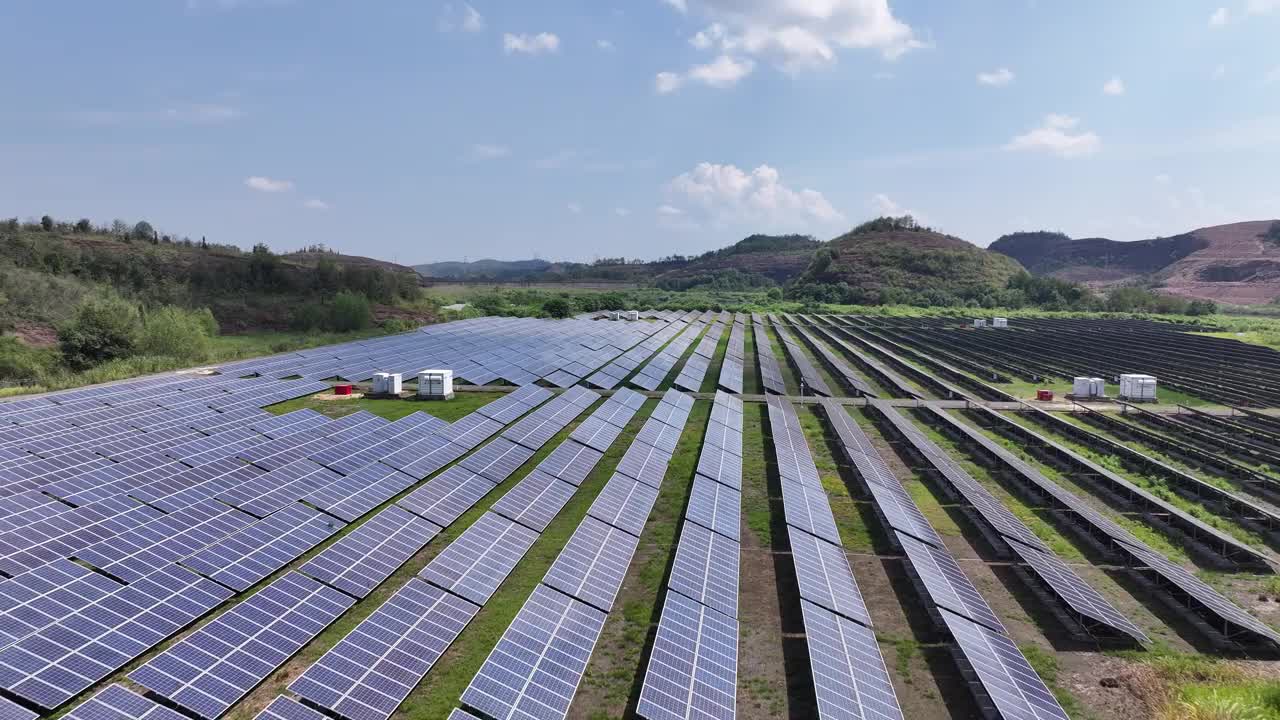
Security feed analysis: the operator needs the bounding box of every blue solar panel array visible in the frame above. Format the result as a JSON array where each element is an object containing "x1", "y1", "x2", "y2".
[{"x1": 824, "y1": 399, "x2": 1066, "y2": 720}]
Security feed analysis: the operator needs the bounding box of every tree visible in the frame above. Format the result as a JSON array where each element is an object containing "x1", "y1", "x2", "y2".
[
  {"x1": 59, "y1": 297, "x2": 141, "y2": 370},
  {"x1": 543, "y1": 297, "x2": 573, "y2": 318},
  {"x1": 330, "y1": 291, "x2": 372, "y2": 331},
  {"x1": 74, "y1": 218, "x2": 92, "y2": 233},
  {"x1": 132, "y1": 221, "x2": 155, "y2": 242},
  {"x1": 40, "y1": 215, "x2": 54, "y2": 231},
  {"x1": 137, "y1": 306, "x2": 213, "y2": 361},
  {"x1": 248, "y1": 243, "x2": 281, "y2": 289}
]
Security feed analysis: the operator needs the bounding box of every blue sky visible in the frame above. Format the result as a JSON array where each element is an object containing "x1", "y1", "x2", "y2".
[{"x1": 2, "y1": 1, "x2": 1278, "y2": 264}]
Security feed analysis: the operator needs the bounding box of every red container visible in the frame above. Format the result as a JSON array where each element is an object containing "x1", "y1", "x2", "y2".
[
  {"x1": 333, "y1": 383, "x2": 353, "y2": 396},
  {"x1": 1036, "y1": 389, "x2": 1054, "y2": 401}
]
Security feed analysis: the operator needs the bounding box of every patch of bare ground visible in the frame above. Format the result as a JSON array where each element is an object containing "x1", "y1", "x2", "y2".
[{"x1": 9, "y1": 321, "x2": 57, "y2": 347}]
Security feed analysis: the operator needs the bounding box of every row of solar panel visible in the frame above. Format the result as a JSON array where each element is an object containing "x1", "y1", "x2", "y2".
[
  {"x1": 812, "y1": 324, "x2": 924, "y2": 400},
  {"x1": 788, "y1": 322, "x2": 877, "y2": 398},
  {"x1": 637, "y1": 391, "x2": 743, "y2": 720},
  {"x1": 752, "y1": 323, "x2": 787, "y2": 396},
  {"x1": 772, "y1": 321, "x2": 833, "y2": 397},
  {"x1": 926, "y1": 404, "x2": 1280, "y2": 649},
  {"x1": 215, "y1": 315, "x2": 665, "y2": 387},
  {"x1": 764, "y1": 397, "x2": 905, "y2": 720},
  {"x1": 457, "y1": 389, "x2": 696, "y2": 720},
  {"x1": 716, "y1": 322, "x2": 746, "y2": 396},
  {"x1": 265, "y1": 390, "x2": 645, "y2": 720},
  {"x1": 587, "y1": 319, "x2": 692, "y2": 390},
  {"x1": 672, "y1": 321, "x2": 724, "y2": 393},
  {"x1": 822, "y1": 400, "x2": 1070, "y2": 720},
  {"x1": 631, "y1": 322, "x2": 706, "y2": 392},
  {"x1": 869, "y1": 401, "x2": 1150, "y2": 644}
]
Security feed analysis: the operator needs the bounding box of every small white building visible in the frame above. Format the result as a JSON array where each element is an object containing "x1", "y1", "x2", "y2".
[
  {"x1": 973, "y1": 318, "x2": 988, "y2": 328},
  {"x1": 371, "y1": 372, "x2": 403, "y2": 396},
  {"x1": 1119, "y1": 374, "x2": 1158, "y2": 401},
  {"x1": 624, "y1": 310, "x2": 640, "y2": 321},
  {"x1": 992, "y1": 317, "x2": 1008, "y2": 328},
  {"x1": 417, "y1": 369, "x2": 454, "y2": 400},
  {"x1": 1071, "y1": 377, "x2": 1108, "y2": 398}
]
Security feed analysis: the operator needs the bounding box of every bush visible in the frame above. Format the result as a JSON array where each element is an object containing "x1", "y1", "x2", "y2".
[
  {"x1": 0, "y1": 337, "x2": 57, "y2": 384},
  {"x1": 59, "y1": 296, "x2": 141, "y2": 370},
  {"x1": 137, "y1": 306, "x2": 214, "y2": 361},
  {"x1": 543, "y1": 297, "x2": 573, "y2": 318},
  {"x1": 290, "y1": 304, "x2": 328, "y2": 331},
  {"x1": 330, "y1": 291, "x2": 372, "y2": 331},
  {"x1": 380, "y1": 317, "x2": 417, "y2": 333}
]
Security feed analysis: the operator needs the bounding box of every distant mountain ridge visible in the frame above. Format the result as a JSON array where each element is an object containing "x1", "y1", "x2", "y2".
[
  {"x1": 414, "y1": 258, "x2": 553, "y2": 279},
  {"x1": 990, "y1": 220, "x2": 1280, "y2": 304}
]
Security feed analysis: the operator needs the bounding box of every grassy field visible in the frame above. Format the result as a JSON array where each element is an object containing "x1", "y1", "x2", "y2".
[{"x1": 267, "y1": 391, "x2": 505, "y2": 422}]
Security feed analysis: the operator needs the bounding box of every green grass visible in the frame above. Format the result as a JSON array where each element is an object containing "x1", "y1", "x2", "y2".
[
  {"x1": 875, "y1": 632, "x2": 920, "y2": 685},
  {"x1": 266, "y1": 391, "x2": 505, "y2": 422},
  {"x1": 742, "y1": 322, "x2": 762, "y2": 395},
  {"x1": 742, "y1": 403, "x2": 772, "y2": 546},
  {"x1": 1172, "y1": 682, "x2": 1280, "y2": 719}
]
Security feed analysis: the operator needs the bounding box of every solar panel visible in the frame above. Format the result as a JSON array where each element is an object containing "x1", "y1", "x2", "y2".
[
  {"x1": 667, "y1": 522, "x2": 739, "y2": 619},
  {"x1": 685, "y1": 474, "x2": 741, "y2": 541},
  {"x1": 647, "y1": 401, "x2": 690, "y2": 430},
  {"x1": 440, "y1": 413, "x2": 505, "y2": 449},
  {"x1": 131, "y1": 456, "x2": 267, "y2": 513},
  {"x1": 695, "y1": 448, "x2": 742, "y2": 493},
  {"x1": 301, "y1": 505, "x2": 441, "y2": 598},
  {"x1": 254, "y1": 695, "x2": 331, "y2": 720},
  {"x1": 181, "y1": 503, "x2": 346, "y2": 591},
  {"x1": 570, "y1": 415, "x2": 626, "y2": 452},
  {"x1": 0, "y1": 495, "x2": 164, "y2": 578},
  {"x1": 586, "y1": 473, "x2": 660, "y2": 537},
  {"x1": 702, "y1": 420, "x2": 742, "y2": 458},
  {"x1": 290, "y1": 578, "x2": 480, "y2": 720},
  {"x1": 0, "y1": 559, "x2": 123, "y2": 648},
  {"x1": 397, "y1": 466, "x2": 496, "y2": 527},
  {"x1": 250, "y1": 409, "x2": 330, "y2": 438},
  {"x1": 447, "y1": 710, "x2": 484, "y2": 720},
  {"x1": 788, "y1": 527, "x2": 870, "y2": 626},
  {"x1": 0, "y1": 491, "x2": 67, "y2": 535},
  {"x1": 779, "y1": 478, "x2": 842, "y2": 545},
  {"x1": 61, "y1": 684, "x2": 185, "y2": 720},
  {"x1": 300, "y1": 462, "x2": 419, "y2": 523},
  {"x1": 615, "y1": 440, "x2": 672, "y2": 488},
  {"x1": 0, "y1": 564, "x2": 233, "y2": 709},
  {"x1": 537, "y1": 440, "x2": 603, "y2": 486},
  {"x1": 460, "y1": 438, "x2": 536, "y2": 483},
  {"x1": 1005, "y1": 540, "x2": 1148, "y2": 643},
  {"x1": 490, "y1": 469, "x2": 578, "y2": 532},
  {"x1": 708, "y1": 402, "x2": 743, "y2": 433},
  {"x1": 129, "y1": 572, "x2": 354, "y2": 720},
  {"x1": 385, "y1": 437, "x2": 470, "y2": 480},
  {"x1": 461, "y1": 585, "x2": 605, "y2": 720},
  {"x1": 636, "y1": 591, "x2": 737, "y2": 720},
  {"x1": 543, "y1": 516, "x2": 639, "y2": 614},
  {"x1": 610, "y1": 388, "x2": 647, "y2": 410},
  {"x1": 1120, "y1": 541, "x2": 1280, "y2": 644},
  {"x1": 897, "y1": 532, "x2": 1006, "y2": 634},
  {"x1": 73, "y1": 499, "x2": 256, "y2": 583},
  {"x1": 636, "y1": 419, "x2": 682, "y2": 454},
  {"x1": 939, "y1": 609, "x2": 1070, "y2": 720},
  {"x1": 420, "y1": 512, "x2": 539, "y2": 606},
  {"x1": 592, "y1": 398, "x2": 641, "y2": 428},
  {"x1": 799, "y1": 600, "x2": 904, "y2": 720}
]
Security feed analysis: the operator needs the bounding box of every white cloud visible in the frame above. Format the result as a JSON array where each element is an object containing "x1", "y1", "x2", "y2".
[
  {"x1": 503, "y1": 32, "x2": 560, "y2": 55},
  {"x1": 1102, "y1": 76, "x2": 1125, "y2": 95},
  {"x1": 977, "y1": 67, "x2": 1014, "y2": 86},
  {"x1": 688, "y1": 55, "x2": 755, "y2": 87},
  {"x1": 615, "y1": 207, "x2": 632, "y2": 217},
  {"x1": 684, "y1": 0, "x2": 925, "y2": 73},
  {"x1": 655, "y1": 71, "x2": 683, "y2": 94},
  {"x1": 1209, "y1": 7, "x2": 1229, "y2": 25},
  {"x1": 655, "y1": 55, "x2": 755, "y2": 93},
  {"x1": 657, "y1": 205, "x2": 684, "y2": 216},
  {"x1": 567, "y1": 202, "x2": 583, "y2": 214},
  {"x1": 1247, "y1": 0, "x2": 1280, "y2": 15},
  {"x1": 303, "y1": 199, "x2": 329, "y2": 210},
  {"x1": 662, "y1": 0, "x2": 688, "y2": 13},
  {"x1": 597, "y1": 39, "x2": 615, "y2": 51},
  {"x1": 439, "y1": 3, "x2": 485, "y2": 32},
  {"x1": 1154, "y1": 173, "x2": 1172, "y2": 185},
  {"x1": 245, "y1": 176, "x2": 294, "y2": 193},
  {"x1": 664, "y1": 162, "x2": 845, "y2": 228},
  {"x1": 1004, "y1": 114, "x2": 1101, "y2": 158},
  {"x1": 469, "y1": 143, "x2": 510, "y2": 160}
]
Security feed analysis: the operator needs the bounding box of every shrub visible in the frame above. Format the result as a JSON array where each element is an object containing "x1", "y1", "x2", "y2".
[
  {"x1": 381, "y1": 317, "x2": 417, "y2": 333},
  {"x1": 543, "y1": 297, "x2": 573, "y2": 318},
  {"x1": 137, "y1": 306, "x2": 213, "y2": 361},
  {"x1": 0, "y1": 337, "x2": 57, "y2": 384},
  {"x1": 290, "y1": 304, "x2": 328, "y2": 331},
  {"x1": 59, "y1": 296, "x2": 141, "y2": 370},
  {"x1": 330, "y1": 291, "x2": 372, "y2": 331}
]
